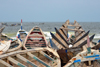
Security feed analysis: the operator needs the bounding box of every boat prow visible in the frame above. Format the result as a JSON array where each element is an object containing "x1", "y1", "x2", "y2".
[{"x1": 23, "y1": 26, "x2": 48, "y2": 49}]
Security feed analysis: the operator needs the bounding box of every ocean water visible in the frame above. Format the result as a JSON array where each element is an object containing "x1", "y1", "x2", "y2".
[{"x1": 2, "y1": 22, "x2": 100, "y2": 43}]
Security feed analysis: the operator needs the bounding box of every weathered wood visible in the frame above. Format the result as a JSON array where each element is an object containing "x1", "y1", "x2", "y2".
[
  {"x1": 16, "y1": 54, "x2": 37, "y2": 67},
  {"x1": 50, "y1": 32, "x2": 67, "y2": 48},
  {"x1": 7, "y1": 56, "x2": 27, "y2": 67},
  {"x1": 55, "y1": 27, "x2": 69, "y2": 45},
  {"x1": 49, "y1": 38, "x2": 59, "y2": 49},
  {"x1": 51, "y1": 38, "x2": 64, "y2": 49},
  {"x1": 60, "y1": 27, "x2": 85, "y2": 32},
  {"x1": 66, "y1": 24, "x2": 81, "y2": 27},
  {"x1": 59, "y1": 29, "x2": 68, "y2": 40},
  {"x1": 74, "y1": 34, "x2": 95, "y2": 47},
  {"x1": 39, "y1": 51, "x2": 54, "y2": 61},
  {"x1": 27, "y1": 52, "x2": 50, "y2": 67},
  {"x1": 73, "y1": 31, "x2": 90, "y2": 45},
  {"x1": 8, "y1": 39, "x2": 22, "y2": 52},
  {"x1": 0, "y1": 59, "x2": 13, "y2": 67},
  {"x1": 0, "y1": 26, "x2": 5, "y2": 35},
  {"x1": 93, "y1": 61, "x2": 100, "y2": 67},
  {"x1": 62, "y1": 20, "x2": 70, "y2": 27}
]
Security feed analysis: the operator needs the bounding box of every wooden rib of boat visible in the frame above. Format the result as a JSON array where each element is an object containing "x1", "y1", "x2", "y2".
[
  {"x1": 0, "y1": 33, "x2": 14, "y2": 41},
  {"x1": 0, "y1": 48, "x2": 61, "y2": 67},
  {"x1": 73, "y1": 30, "x2": 90, "y2": 45},
  {"x1": 49, "y1": 38, "x2": 59, "y2": 50},
  {"x1": 23, "y1": 26, "x2": 48, "y2": 49},
  {"x1": 7, "y1": 39, "x2": 22, "y2": 52},
  {"x1": 0, "y1": 40, "x2": 11, "y2": 54},
  {"x1": 50, "y1": 32, "x2": 67, "y2": 49},
  {"x1": 55, "y1": 27, "x2": 69, "y2": 46}
]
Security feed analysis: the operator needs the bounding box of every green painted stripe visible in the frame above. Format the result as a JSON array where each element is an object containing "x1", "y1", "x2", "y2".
[
  {"x1": 17, "y1": 63, "x2": 26, "y2": 67},
  {"x1": 44, "y1": 54, "x2": 54, "y2": 61},
  {"x1": 33, "y1": 56, "x2": 50, "y2": 67},
  {"x1": 27, "y1": 61, "x2": 37, "y2": 67}
]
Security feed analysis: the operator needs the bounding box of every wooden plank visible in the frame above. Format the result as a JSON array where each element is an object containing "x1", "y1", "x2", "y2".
[
  {"x1": 66, "y1": 24, "x2": 81, "y2": 27},
  {"x1": 73, "y1": 36, "x2": 87, "y2": 47},
  {"x1": 55, "y1": 27, "x2": 69, "y2": 46},
  {"x1": 76, "y1": 34, "x2": 95, "y2": 47},
  {"x1": 39, "y1": 51, "x2": 54, "y2": 61},
  {"x1": 0, "y1": 59, "x2": 13, "y2": 67},
  {"x1": 49, "y1": 38, "x2": 59, "y2": 49},
  {"x1": 7, "y1": 57, "x2": 27, "y2": 67},
  {"x1": 27, "y1": 52, "x2": 50, "y2": 67},
  {"x1": 50, "y1": 32, "x2": 67, "y2": 48},
  {"x1": 62, "y1": 20, "x2": 69, "y2": 27},
  {"x1": 0, "y1": 26, "x2": 5, "y2": 35},
  {"x1": 51, "y1": 38, "x2": 64, "y2": 49},
  {"x1": 59, "y1": 29, "x2": 68, "y2": 40},
  {"x1": 73, "y1": 30, "x2": 90, "y2": 45},
  {"x1": 93, "y1": 61, "x2": 100, "y2": 67},
  {"x1": 16, "y1": 54, "x2": 37, "y2": 67},
  {"x1": 60, "y1": 27, "x2": 85, "y2": 32},
  {"x1": 28, "y1": 35, "x2": 43, "y2": 37}
]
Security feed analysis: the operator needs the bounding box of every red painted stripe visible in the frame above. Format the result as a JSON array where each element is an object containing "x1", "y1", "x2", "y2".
[{"x1": 21, "y1": 19, "x2": 22, "y2": 23}]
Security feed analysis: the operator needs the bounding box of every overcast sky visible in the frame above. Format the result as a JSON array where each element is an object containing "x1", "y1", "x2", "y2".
[{"x1": 0, "y1": 0, "x2": 100, "y2": 22}]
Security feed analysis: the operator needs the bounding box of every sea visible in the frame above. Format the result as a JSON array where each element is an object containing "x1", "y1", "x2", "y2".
[{"x1": 1, "y1": 22, "x2": 100, "y2": 43}]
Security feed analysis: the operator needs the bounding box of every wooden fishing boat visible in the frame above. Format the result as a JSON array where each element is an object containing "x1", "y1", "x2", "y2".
[
  {"x1": 0, "y1": 27, "x2": 22, "y2": 52},
  {"x1": 0, "y1": 48, "x2": 61, "y2": 67},
  {"x1": 16, "y1": 19, "x2": 28, "y2": 43},
  {"x1": 48, "y1": 20, "x2": 97, "y2": 66},
  {"x1": 64, "y1": 49, "x2": 100, "y2": 67},
  {"x1": 23, "y1": 26, "x2": 48, "y2": 49},
  {"x1": 49, "y1": 23, "x2": 91, "y2": 49},
  {"x1": 7, "y1": 39, "x2": 22, "y2": 52}
]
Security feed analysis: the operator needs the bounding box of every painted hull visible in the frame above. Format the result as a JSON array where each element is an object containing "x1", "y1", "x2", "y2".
[
  {"x1": 16, "y1": 29, "x2": 28, "y2": 42},
  {"x1": 23, "y1": 26, "x2": 48, "y2": 49},
  {"x1": 64, "y1": 49, "x2": 100, "y2": 67}
]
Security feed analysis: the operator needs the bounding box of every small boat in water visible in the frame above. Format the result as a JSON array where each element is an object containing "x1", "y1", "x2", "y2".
[{"x1": 23, "y1": 26, "x2": 48, "y2": 49}]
